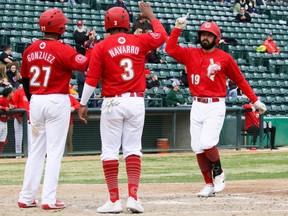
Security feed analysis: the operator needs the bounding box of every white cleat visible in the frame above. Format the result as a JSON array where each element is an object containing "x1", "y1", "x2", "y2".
[
  {"x1": 126, "y1": 197, "x2": 144, "y2": 213},
  {"x1": 214, "y1": 171, "x2": 226, "y2": 193},
  {"x1": 97, "y1": 200, "x2": 122, "y2": 213},
  {"x1": 197, "y1": 184, "x2": 215, "y2": 197}
]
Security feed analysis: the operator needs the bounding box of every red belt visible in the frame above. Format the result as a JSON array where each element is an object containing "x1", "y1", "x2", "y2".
[
  {"x1": 106, "y1": 92, "x2": 144, "y2": 98},
  {"x1": 194, "y1": 97, "x2": 220, "y2": 103}
]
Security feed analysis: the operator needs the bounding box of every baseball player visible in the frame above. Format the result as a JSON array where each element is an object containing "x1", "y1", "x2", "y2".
[
  {"x1": 12, "y1": 85, "x2": 30, "y2": 158},
  {"x1": 78, "y1": 2, "x2": 167, "y2": 213},
  {"x1": 66, "y1": 94, "x2": 80, "y2": 153},
  {"x1": 0, "y1": 87, "x2": 14, "y2": 155},
  {"x1": 165, "y1": 16, "x2": 267, "y2": 197},
  {"x1": 18, "y1": 9, "x2": 89, "y2": 210}
]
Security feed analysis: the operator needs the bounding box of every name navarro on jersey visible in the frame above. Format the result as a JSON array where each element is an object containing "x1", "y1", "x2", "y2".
[
  {"x1": 108, "y1": 45, "x2": 139, "y2": 57},
  {"x1": 27, "y1": 51, "x2": 56, "y2": 64}
]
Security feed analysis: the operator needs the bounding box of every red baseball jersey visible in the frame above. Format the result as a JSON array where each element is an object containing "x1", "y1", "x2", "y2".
[
  {"x1": 20, "y1": 39, "x2": 89, "y2": 95},
  {"x1": 69, "y1": 95, "x2": 80, "y2": 125},
  {"x1": 166, "y1": 28, "x2": 258, "y2": 103},
  {"x1": 85, "y1": 19, "x2": 167, "y2": 96},
  {"x1": 243, "y1": 103, "x2": 260, "y2": 129},
  {"x1": 0, "y1": 97, "x2": 11, "y2": 122},
  {"x1": 12, "y1": 87, "x2": 30, "y2": 119}
]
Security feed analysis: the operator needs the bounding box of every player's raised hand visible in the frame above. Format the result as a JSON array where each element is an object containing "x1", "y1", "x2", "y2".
[
  {"x1": 175, "y1": 13, "x2": 189, "y2": 29},
  {"x1": 253, "y1": 100, "x2": 267, "y2": 114},
  {"x1": 138, "y1": 1, "x2": 156, "y2": 21},
  {"x1": 78, "y1": 106, "x2": 88, "y2": 124}
]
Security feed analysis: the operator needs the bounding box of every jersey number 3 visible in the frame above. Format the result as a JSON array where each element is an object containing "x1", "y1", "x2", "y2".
[
  {"x1": 30, "y1": 66, "x2": 51, "y2": 87},
  {"x1": 120, "y1": 58, "x2": 134, "y2": 81}
]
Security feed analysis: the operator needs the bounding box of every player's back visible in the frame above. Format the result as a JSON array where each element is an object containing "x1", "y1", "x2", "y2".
[
  {"x1": 21, "y1": 39, "x2": 88, "y2": 95},
  {"x1": 88, "y1": 31, "x2": 166, "y2": 97}
]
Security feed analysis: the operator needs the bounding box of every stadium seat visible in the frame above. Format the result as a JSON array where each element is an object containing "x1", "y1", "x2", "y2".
[
  {"x1": 161, "y1": 79, "x2": 172, "y2": 87},
  {"x1": 159, "y1": 71, "x2": 170, "y2": 79}
]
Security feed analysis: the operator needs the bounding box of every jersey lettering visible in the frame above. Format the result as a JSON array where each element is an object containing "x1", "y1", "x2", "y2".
[
  {"x1": 120, "y1": 58, "x2": 134, "y2": 81},
  {"x1": 30, "y1": 66, "x2": 51, "y2": 87},
  {"x1": 191, "y1": 74, "x2": 200, "y2": 85}
]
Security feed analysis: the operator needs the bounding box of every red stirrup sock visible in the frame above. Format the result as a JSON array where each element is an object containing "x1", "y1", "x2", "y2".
[
  {"x1": 0, "y1": 142, "x2": 5, "y2": 154},
  {"x1": 196, "y1": 153, "x2": 213, "y2": 185},
  {"x1": 125, "y1": 155, "x2": 141, "y2": 200},
  {"x1": 102, "y1": 160, "x2": 119, "y2": 203},
  {"x1": 204, "y1": 146, "x2": 223, "y2": 177}
]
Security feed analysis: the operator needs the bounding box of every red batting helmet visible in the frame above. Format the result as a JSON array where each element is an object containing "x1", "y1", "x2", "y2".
[
  {"x1": 104, "y1": 7, "x2": 130, "y2": 32},
  {"x1": 198, "y1": 21, "x2": 221, "y2": 45},
  {"x1": 39, "y1": 8, "x2": 70, "y2": 35}
]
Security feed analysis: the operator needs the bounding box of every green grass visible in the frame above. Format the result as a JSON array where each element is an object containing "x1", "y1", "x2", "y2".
[{"x1": 1, "y1": 151, "x2": 288, "y2": 185}]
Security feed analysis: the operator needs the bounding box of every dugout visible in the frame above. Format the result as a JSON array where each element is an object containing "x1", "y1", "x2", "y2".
[{"x1": 1, "y1": 107, "x2": 288, "y2": 158}]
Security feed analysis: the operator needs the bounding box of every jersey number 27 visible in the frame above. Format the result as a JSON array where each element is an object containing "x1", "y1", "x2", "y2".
[{"x1": 30, "y1": 66, "x2": 51, "y2": 87}]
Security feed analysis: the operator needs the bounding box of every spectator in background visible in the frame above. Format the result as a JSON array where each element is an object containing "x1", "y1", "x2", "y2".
[
  {"x1": 114, "y1": 0, "x2": 133, "y2": 22},
  {"x1": 247, "y1": 0, "x2": 258, "y2": 15},
  {"x1": 146, "y1": 47, "x2": 166, "y2": 64},
  {"x1": 76, "y1": 72, "x2": 85, "y2": 99},
  {"x1": 0, "y1": 87, "x2": 14, "y2": 155},
  {"x1": 219, "y1": 29, "x2": 238, "y2": 46},
  {"x1": 0, "y1": 65, "x2": 11, "y2": 87},
  {"x1": 69, "y1": 84, "x2": 79, "y2": 99},
  {"x1": 261, "y1": 33, "x2": 280, "y2": 54},
  {"x1": 6, "y1": 62, "x2": 21, "y2": 88},
  {"x1": 134, "y1": 28, "x2": 143, "y2": 35},
  {"x1": 132, "y1": 14, "x2": 153, "y2": 33},
  {"x1": 145, "y1": 68, "x2": 151, "y2": 85},
  {"x1": 146, "y1": 74, "x2": 160, "y2": 89},
  {"x1": 243, "y1": 103, "x2": 277, "y2": 150},
  {"x1": 180, "y1": 66, "x2": 189, "y2": 88},
  {"x1": 226, "y1": 79, "x2": 238, "y2": 97},
  {"x1": 166, "y1": 80, "x2": 187, "y2": 107},
  {"x1": 84, "y1": 30, "x2": 100, "y2": 51},
  {"x1": 66, "y1": 94, "x2": 80, "y2": 153},
  {"x1": 233, "y1": 0, "x2": 248, "y2": 13},
  {"x1": 76, "y1": 72, "x2": 96, "y2": 107},
  {"x1": 12, "y1": 84, "x2": 30, "y2": 158},
  {"x1": 73, "y1": 20, "x2": 90, "y2": 55},
  {"x1": 0, "y1": 45, "x2": 15, "y2": 65},
  {"x1": 235, "y1": 7, "x2": 251, "y2": 22}
]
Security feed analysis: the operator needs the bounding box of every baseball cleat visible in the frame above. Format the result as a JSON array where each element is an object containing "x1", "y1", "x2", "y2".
[
  {"x1": 42, "y1": 200, "x2": 65, "y2": 210},
  {"x1": 197, "y1": 184, "x2": 215, "y2": 197},
  {"x1": 214, "y1": 171, "x2": 226, "y2": 193},
  {"x1": 126, "y1": 197, "x2": 144, "y2": 213},
  {"x1": 18, "y1": 200, "x2": 39, "y2": 208},
  {"x1": 97, "y1": 200, "x2": 122, "y2": 213}
]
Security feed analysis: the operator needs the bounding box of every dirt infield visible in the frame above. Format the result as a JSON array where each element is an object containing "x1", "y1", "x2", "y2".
[{"x1": 1, "y1": 179, "x2": 288, "y2": 216}]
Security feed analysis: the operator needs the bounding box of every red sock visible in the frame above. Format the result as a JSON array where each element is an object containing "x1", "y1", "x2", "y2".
[
  {"x1": 102, "y1": 160, "x2": 119, "y2": 203},
  {"x1": 204, "y1": 146, "x2": 220, "y2": 162},
  {"x1": 196, "y1": 153, "x2": 213, "y2": 185},
  {"x1": 204, "y1": 146, "x2": 223, "y2": 177},
  {"x1": 0, "y1": 142, "x2": 5, "y2": 154},
  {"x1": 125, "y1": 155, "x2": 141, "y2": 200}
]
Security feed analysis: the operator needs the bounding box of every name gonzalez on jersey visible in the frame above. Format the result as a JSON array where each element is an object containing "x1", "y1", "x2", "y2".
[{"x1": 27, "y1": 42, "x2": 55, "y2": 64}]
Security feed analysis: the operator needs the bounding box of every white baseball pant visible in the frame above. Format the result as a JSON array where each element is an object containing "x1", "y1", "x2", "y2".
[
  {"x1": 0, "y1": 121, "x2": 7, "y2": 142},
  {"x1": 100, "y1": 94, "x2": 145, "y2": 161},
  {"x1": 190, "y1": 98, "x2": 226, "y2": 154},
  {"x1": 19, "y1": 94, "x2": 70, "y2": 205}
]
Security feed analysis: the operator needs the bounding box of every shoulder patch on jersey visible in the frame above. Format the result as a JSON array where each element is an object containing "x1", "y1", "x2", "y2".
[
  {"x1": 149, "y1": 33, "x2": 161, "y2": 39},
  {"x1": 75, "y1": 54, "x2": 87, "y2": 64},
  {"x1": 118, "y1": 37, "x2": 126, "y2": 44}
]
